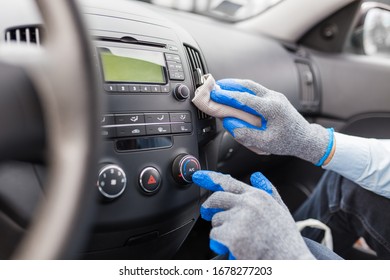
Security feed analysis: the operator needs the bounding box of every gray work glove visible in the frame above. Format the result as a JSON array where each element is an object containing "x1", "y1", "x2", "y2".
[
  {"x1": 192, "y1": 170, "x2": 315, "y2": 260},
  {"x1": 209, "y1": 78, "x2": 334, "y2": 166}
]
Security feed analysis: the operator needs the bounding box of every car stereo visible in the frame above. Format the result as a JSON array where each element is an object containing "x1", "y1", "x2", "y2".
[
  {"x1": 96, "y1": 39, "x2": 198, "y2": 142},
  {"x1": 97, "y1": 43, "x2": 185, "y2": 95}
]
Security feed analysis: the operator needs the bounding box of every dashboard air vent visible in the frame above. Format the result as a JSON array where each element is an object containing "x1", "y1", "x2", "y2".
[
  {"x1": 5, "y1": 25, "x2": 43, "y2": 45},
  {"x1": 295, "y1": 62, "x2": 319, "y2": 112},
  {"x1": 184, "y1": 44, "x2": 210, "y2": 120}
]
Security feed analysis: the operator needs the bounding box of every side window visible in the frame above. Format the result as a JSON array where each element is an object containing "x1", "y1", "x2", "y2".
[{"x1": 349, "y1": 1, "x2": 390, "y2": 58}]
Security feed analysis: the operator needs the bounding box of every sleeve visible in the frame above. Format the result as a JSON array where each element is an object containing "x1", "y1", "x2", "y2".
[{"x1": 323, "y1": 132, "x2": 390, "y2": 199}]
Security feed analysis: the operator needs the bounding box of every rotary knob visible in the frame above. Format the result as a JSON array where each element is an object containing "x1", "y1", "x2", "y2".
[
  {"x1": 97, "y1": 164, "x2": 127, "y2": 199},
  {"x1": 172, "y1": 154, "x2": 201, "y2": 185},
  {"x1": 173, "y1": 84, "x2": 190, "y2": 101}
]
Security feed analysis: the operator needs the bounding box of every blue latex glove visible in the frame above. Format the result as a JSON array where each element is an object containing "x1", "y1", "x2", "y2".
[
  {"x1": 210, "y1": 79, "x2": 334, "y2": 166},
  {"x1": 192, "y1": 170, "x2": 315, "y2": 260}
]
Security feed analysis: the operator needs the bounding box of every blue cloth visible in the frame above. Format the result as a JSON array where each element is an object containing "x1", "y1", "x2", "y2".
[{"x1": 323, "y1": 132, "x2": 390, "y2": 199}]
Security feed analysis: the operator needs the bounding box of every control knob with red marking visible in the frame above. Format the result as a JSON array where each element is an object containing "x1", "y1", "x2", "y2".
[{"x1": 172, "y1": 154, "x2": 201, "y2": 185}]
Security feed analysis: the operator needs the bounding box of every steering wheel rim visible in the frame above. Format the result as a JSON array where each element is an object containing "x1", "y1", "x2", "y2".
[{"x1": 0, "y1": 0, "x2": 99, "y2": 259}]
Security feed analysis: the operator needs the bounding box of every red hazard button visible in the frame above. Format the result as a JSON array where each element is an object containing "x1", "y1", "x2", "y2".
[
  {"x1": 147, "y1": 175, "x2": 157, "y2": 185},
  {"x1": 139, "y1": 167, "x2": 161, "y2": 193}
]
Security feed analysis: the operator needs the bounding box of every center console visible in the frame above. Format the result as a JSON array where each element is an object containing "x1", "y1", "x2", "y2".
[{"x1": 82, "y1": 4, "x2": 216, "y2": 259}]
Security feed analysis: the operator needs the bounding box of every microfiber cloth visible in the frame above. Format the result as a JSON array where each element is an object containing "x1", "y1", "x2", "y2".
[{"x1": 192, "y1": 74, "x2": 262, "y2": 127}]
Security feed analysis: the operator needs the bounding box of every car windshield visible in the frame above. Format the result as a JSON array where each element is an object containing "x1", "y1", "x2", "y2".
[{"x1": 137, "y1": 0, "x2": 283, "y2": 22}]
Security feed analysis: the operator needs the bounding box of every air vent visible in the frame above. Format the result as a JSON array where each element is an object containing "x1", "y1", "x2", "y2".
[
  {"x1": 5, "y1": 25, "x2": 43, "y2": 45},
  {"x1": 184, "y1": 44, "x2": 210, "y2": 120},
  {"x1": 295, "y1": 62, "x2": 319, "y2": 112}
]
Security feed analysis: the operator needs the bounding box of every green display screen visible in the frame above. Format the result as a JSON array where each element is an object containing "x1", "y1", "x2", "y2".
[{"x1": 100, "y1": 47, "x2": 166, "y2": 84}]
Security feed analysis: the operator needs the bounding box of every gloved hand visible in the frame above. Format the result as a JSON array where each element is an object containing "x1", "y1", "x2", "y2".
[
  {"x1": 192, "y1": 170, "x2": 315, "y2": 260},
  {"x1": 194, "y1": 75, "x2": 334, "y2": 166}
]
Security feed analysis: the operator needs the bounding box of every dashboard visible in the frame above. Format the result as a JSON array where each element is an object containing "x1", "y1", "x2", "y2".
[
  {"x1": 5, "y1": 0, "x2": 390, "y2": 260},
  {"x1": 83, "y1": 3, "x2": 218, "y2": 259}
]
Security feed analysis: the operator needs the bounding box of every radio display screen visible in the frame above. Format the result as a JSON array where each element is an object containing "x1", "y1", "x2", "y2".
[{"x1": 99, "y1": 47, "x2": 166, "y2": 84}]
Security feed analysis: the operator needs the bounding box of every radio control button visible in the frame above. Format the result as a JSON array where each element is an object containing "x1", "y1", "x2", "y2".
[
  {"x1": 117, "y1": 84, "x2": 129, "y2": 92},
  {"x1": 169, "y1": 71, "x2": 185, "y2": 81},
  {"x1": 167, "y1": 45, "x2": 179, "y2": 52},
  {"x1": 141, "y1": 85, "x2": 151, "y2": 92},
  {"x1": 175, "y1": 64, "x2": 183, "y2": 71},
  {"x1": 151, "y1": 85, "x2": 161, "y2": 93},
  {"x1": 146, "y1": 124, "x2": 171, "y2": 135},
  {"x1": 167, "y1": 62, "x2": 183, "y2": 71},
  {"x1": 129, "y1": 85, "x2": 141, "y2": 92},
  {"x1": 161, "y1": 85, "x2": 170, "y2": 93},
  {"x1": 173, "y1": 84, "x2": 190, "y2": 100},
  {"x1": 165, "y1": 53, "x2": 181, "y2": 63},
  {"x1": 169, "y1": 112, "x2": 191, "y2": 123},
  {"x1": 145, "y1": 113, "x2": 170, "y2": 123},
  {"x1": 171, "y1": 123, "x2": 192, "y2": 133},
  {"x1": 104, "y1": 84, "x2": 117, "y2": 92}
]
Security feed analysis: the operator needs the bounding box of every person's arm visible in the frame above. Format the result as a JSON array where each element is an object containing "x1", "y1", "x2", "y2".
[
  {"x1": 193, "y1": 75, "x2": 390, "y2": 198},
  {"x1": 323, "y1": 133, "x2": 390, "y2": 198},
  {"x1": 193, "y1": 75, "x2": 334, "y2": 165}
]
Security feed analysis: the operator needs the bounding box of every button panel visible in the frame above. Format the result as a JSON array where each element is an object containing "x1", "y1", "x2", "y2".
[
  {"x1": 165, "y1": 53, "x2": 185, "y2": 81},
  {"x1": 104, "y1": 83, "x2": 170, "y2": 94},
  {"x1": 101, "y1": 112, "x2": 193, "y2": 139}
]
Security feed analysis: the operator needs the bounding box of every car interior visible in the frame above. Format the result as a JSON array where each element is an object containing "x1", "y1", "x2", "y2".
[{"x1": 0, "y1": 0, "x2": 390, "y2": 259}]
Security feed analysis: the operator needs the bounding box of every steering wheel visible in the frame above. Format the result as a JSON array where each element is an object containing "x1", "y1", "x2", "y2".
[{"x1": 0, "y1": 0, "x2": 99, "y2": 259}]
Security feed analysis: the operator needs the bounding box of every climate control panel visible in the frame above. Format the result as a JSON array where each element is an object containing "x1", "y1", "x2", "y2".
[{"x1": 101, "y1": 111, "x2": 193, "y2": 139}]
